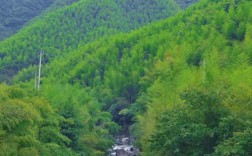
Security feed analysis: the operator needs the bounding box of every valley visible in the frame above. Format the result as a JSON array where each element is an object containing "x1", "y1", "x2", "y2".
[{"x1": 0, "y1": 0, "x2": 251, "y2": 156}]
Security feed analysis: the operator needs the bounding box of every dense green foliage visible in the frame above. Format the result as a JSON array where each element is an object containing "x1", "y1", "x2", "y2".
[
  {"x1": 147, "y1": 89, "x2": 252, "y2": 155},
  {"x1": 0, "y1": 0, "x2": 55, "y2": 41},
  {"x1": 16, "y1": 0, "x2": 250, "y2": 154},
  {"x1": 0, "y1": 0, "x2": 80, "y2": 41},
  {"x1": 175, "y1": 0, "x2": 199, "y2": 9},
  {"x1": 0, "y1": 83, "x2": 118, "y2": 156},
  {"x1": 1, "y1": 0, "x2": 252, "y2": 155},
  {"x1": 0, "y1": 84, "x2": 74, "y2": 156},
  {"x1": 0, "y1": 0, "x2": 197, "y2": 42},
  {"x1": 0, "y1": 0, "x2": 180, "y2": 83}
]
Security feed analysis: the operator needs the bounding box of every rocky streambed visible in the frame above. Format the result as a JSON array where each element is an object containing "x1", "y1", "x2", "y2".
[{"x1": 108, "y1": 137, "x2": 140, "y2": 156}]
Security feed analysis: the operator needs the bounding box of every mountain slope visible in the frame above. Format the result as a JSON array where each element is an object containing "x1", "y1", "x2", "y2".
[
  {"x1": 13, "y1": 0, "x2": 251, "y2": 154},
  {"x1": 0, "y1": 0, "x2": 80, "y2": 41},
  {"x1": 0, "y1": 0, "x2": 196, "y2": 42},
  {"x1": 175, "y1": 0, "x2": 199, "y2": 9},
  {"x1": 0, "y1": 0, "x2": 181, "y2": 83},
  {"x1": 1, "y1": 0, "x2": 251, "y2": 155},
  {"x1": 0, "y1": 0, "x2": 55, "y2": 41}
]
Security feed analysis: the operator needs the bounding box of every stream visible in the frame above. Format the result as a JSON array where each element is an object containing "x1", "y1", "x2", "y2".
[{"x1": 108, "y1": 136, "x2": 140, "y2": 156}]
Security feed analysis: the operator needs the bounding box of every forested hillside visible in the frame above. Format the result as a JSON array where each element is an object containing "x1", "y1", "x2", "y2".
[
  {"x1": 0, "y1": 0, "x2": 181, "y2": 83},
  {"x1": 1, "y1": 0, "x2": 252, "y2": 155},
  {"x1": 16, "y1": 0, "x2": 251, "y2": 155},
  {"x1": 0, "y1": 0, "x2": 55, "y2": 41},
  {"x1": 175, "y1": 0, "x2": 199, "y2": 9},
  {"x1": 0, "y1": 0, "x2": 79, "y2": 41},
  {"x1": 0, "y1": 0, "x2": 196, "y2": 42}
]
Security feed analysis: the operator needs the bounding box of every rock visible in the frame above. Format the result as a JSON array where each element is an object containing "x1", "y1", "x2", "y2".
[
  {"x1": 109, "y1": 136, "x2": 140, "y2": 156},
  {"x1": 115, "y1": 149, "x2": 129, "y2": 156},
  {"x1": 122, "y1": 138, "x2": 130, "y2": 145}
]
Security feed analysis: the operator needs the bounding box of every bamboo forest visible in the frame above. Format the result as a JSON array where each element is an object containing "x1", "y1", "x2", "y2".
[{"x1": 0, "y1": 0, "x2": 251, "y2": 155}]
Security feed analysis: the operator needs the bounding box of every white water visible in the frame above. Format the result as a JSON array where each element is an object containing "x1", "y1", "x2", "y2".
[{"x1": 108, "y1": 137, "x2": 140, "y2": 156}]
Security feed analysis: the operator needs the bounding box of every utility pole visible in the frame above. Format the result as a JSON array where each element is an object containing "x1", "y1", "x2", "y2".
[{"x1": 37, "y1": 51, "x2": 44, "y2": 90}]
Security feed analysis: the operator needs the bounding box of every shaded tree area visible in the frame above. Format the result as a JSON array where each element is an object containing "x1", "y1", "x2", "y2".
[
  {"x1": 0, "y1": 0, "x2": 80, "y2": 41},
  {"x1": 0, "y1": 0, "x2": 55, "y2": 41}
]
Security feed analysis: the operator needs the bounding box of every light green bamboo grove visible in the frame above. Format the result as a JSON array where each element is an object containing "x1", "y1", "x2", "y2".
[
  {"x1": 0, "y1": 0, "x2": 252, "y2": 155},
  {"x1": 0, "y1": 0, "x2": 181, "y2": 83}
]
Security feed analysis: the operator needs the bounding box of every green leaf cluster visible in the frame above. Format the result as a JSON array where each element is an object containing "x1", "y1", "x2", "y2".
[{"x1": 0, "y1": 84, "x2": 76, "y2": 156}]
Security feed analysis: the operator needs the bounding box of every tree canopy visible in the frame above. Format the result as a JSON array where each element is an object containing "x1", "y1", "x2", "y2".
[{"x1": 0, "y1": 0, "x2": 251, "y2": 155}]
